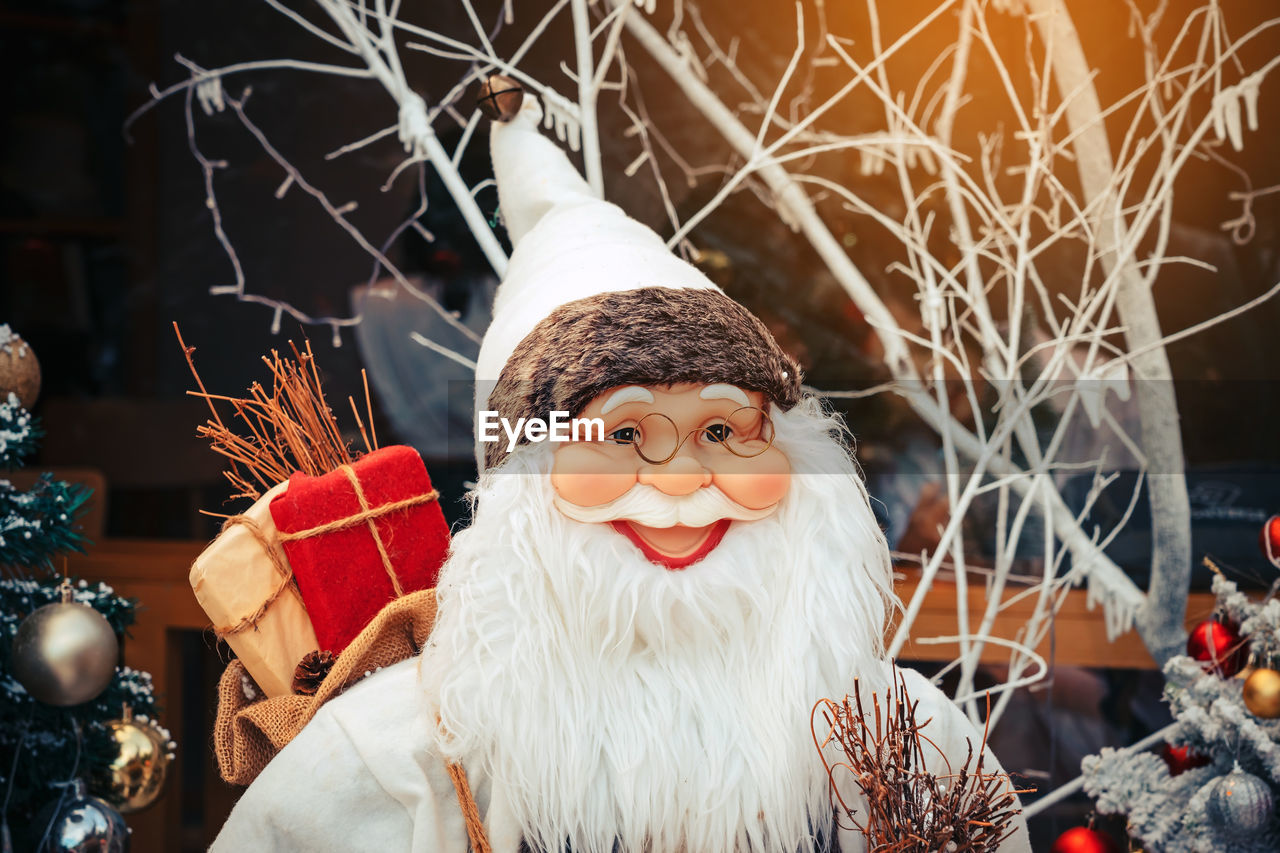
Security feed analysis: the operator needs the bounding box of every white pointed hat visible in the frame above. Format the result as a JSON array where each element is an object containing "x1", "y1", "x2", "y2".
[{"x1": 475, "y1": 92, "x2": 800, "y2": 471}]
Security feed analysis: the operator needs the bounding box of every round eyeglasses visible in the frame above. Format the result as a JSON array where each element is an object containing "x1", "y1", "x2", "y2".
[{"x1": 600, "y1": 406, "x2": 775, "y2": 464}]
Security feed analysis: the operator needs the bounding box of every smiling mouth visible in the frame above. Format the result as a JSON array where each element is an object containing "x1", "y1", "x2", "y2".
[{"x1": 610, "y1": 519, "x2": 732, "y2": 570}]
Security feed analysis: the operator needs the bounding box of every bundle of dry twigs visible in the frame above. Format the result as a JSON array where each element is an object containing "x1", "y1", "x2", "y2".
[
  {"x1": 175, "y1": 323, "x2": 378, "y2": 501},
  {"x1": 812, "y1": 676, "x2": 1028, "y2": 852}
]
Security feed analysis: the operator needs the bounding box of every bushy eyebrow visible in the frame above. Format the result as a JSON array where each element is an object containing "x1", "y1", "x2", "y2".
[
  {"x1": 600, "y1": 386, "x2": 655, "y2": 415},
  {"x1": 698, "y1": 384, "x2": 750, "y2": 406}
]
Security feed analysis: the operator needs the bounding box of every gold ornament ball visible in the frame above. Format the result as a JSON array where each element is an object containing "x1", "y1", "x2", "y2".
[
  {"x1": 12, "y1": 601, "x2": 118, "y2": 707},
  {"x1": 0, "y1": 331, "x2": 41, "y2": 409},
  {"x1": 101, "y1": 714, "x2": 173, "y2": 813},
  {"x1": 1243, "y1": 667, "x2": 1280, "y2": 718}
]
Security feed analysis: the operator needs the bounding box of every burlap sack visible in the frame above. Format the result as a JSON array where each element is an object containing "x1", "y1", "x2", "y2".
[{"x1": 213, "y1": 588, "x2": 437, "y2": 786}]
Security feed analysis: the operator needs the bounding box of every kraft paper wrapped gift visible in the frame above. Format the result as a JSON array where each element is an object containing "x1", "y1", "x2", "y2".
[{"x1": 189, "y1": 480, "x2": 319, "y2": 698}]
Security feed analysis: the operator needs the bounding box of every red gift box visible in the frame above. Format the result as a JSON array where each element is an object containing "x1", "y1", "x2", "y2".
[{"x1": 268, "y1": 445, "x2": 449, "y2": 655}]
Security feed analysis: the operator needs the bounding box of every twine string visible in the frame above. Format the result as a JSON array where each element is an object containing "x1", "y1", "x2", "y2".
[
  {"x1": 446, "y1": 762, "x2": 491, "y2": 853},
  {"x1": 213, "y1": 514, "x2": 300, "y2": 637},
  {"x1": 275, "y1": 472, "x2": 437, "y2": 547},
  {"x1": 436, "y1": 712, "x2": 491, "y2": 853},
  {"x1": 342, "y1": 462, "x2": 406, "y2": 597}
]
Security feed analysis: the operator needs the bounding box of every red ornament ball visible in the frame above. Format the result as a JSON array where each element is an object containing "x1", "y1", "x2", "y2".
[
  {"x1": 1261, "y1": 515, "x2": 1280, "y2": 568},
  {"x1": 1161, "y1": 742, "x2": 1210, "y2": 775},
  {"x1": 1050, "y1": 826, "x2": 1122, "y2": 853},
  {"x1": 1186, "y1": 619, "x2": 1246, "y2": 676}
]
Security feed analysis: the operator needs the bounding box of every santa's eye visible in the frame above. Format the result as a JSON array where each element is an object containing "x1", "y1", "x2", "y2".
[
  {"x1": 608, "y1": 427, "x2": 639, "y2": 445},
  {"x1": 702, "y1": 423, "x2": 733, "y2": 443}
]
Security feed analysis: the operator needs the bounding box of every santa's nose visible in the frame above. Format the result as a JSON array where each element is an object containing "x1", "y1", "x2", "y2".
[{"x1": 638, "y1": 455, "x2": 712, "y2": 496}]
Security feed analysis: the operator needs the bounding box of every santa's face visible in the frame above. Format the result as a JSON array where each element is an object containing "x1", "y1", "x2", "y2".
[
  {"x1": 549, "y1": 382, "x2": 792, "y2": 567},
  {"x1": 428, "y1": 397, "x2": 895, "y2": 853}
]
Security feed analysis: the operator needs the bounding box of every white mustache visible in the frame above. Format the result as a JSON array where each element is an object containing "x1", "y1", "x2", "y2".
[{"x1": 553, "y1": 483, "x2": 778, "y2": 528}]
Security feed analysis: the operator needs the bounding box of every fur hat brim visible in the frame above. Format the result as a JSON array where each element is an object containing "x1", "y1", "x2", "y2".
[{"x1": 484, "y1": 287, "x2": 801, "y2": 470}]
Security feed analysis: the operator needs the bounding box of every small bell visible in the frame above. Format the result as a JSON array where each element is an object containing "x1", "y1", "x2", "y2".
[{"x1": 477, "y1": 74, "x2": 525, "y2": 122}]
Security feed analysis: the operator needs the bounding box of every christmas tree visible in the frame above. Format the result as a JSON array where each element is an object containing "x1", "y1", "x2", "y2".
[
  {"x1": 1080, "y1": 537, "x2": 1280, "y2": 852},
  {"x1": 0, "y1": 325, "x2": 171, "y2": 851}
]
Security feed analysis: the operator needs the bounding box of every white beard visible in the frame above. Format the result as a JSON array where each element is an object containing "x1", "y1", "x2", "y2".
[{"x1": 422, "y1": 398, "x2": 896, "y2": 853}]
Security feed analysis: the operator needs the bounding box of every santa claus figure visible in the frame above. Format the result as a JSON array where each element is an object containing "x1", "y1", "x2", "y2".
[{"x1": 213, "y1": 92, "x2": 1030, "y2": 852}]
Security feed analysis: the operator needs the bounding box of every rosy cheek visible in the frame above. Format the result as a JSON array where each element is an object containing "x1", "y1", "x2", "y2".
[
  {"x1": 551, "y1": 444, "x2": 638, "y2": 506},
  {"x1": 710, "y1": 447, "x2": 791, "y2": 510}
]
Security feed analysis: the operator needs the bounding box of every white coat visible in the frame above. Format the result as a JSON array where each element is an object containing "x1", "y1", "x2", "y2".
[{"x1": 212, "y1": 658, "x2": 1032, "y2": 852}]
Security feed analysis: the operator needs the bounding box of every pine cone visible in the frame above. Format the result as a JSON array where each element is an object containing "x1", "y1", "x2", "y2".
[{"x1": 292, "y1": 650, "x2": 335, "y2": 695}]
